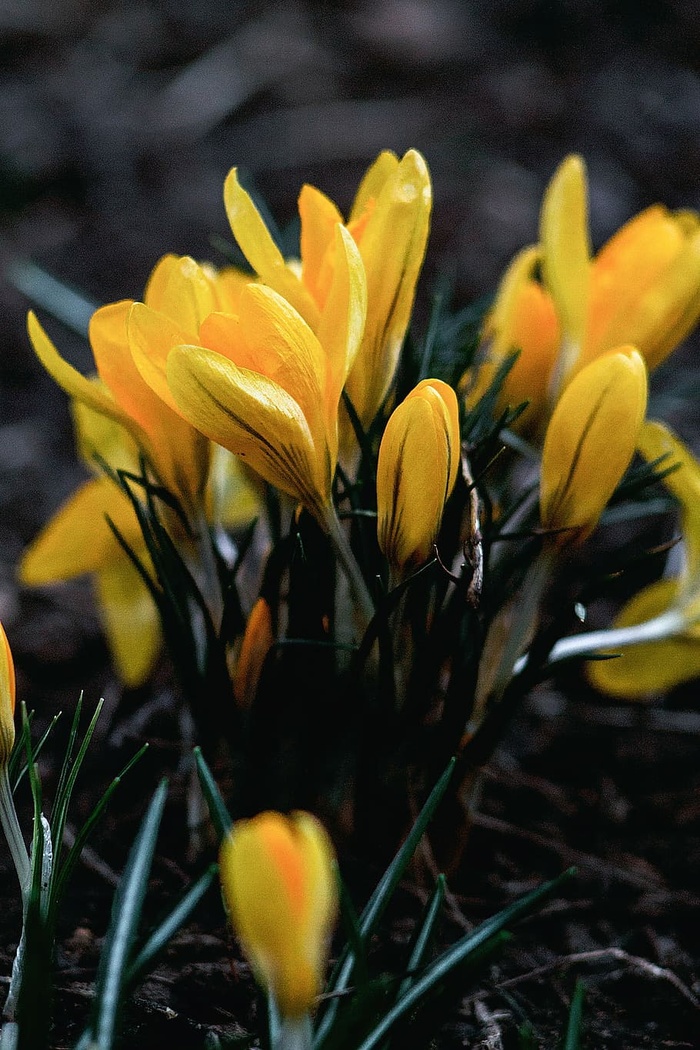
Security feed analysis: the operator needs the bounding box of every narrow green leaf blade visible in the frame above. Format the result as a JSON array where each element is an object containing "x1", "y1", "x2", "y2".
[
  {"x1": 354, "y1": 868, "x2": 575, "y2": 1050},
  {"x1": 89, "y1": 779, "x2": 168, "y2": 1050},
  {"x1": 194, "y1": 747, "x2": 232, "y2": 840},
  {"x1": 562, "y1": 978, "x2": 586, "y2": 1050},
  {"x1": 126, "y1": 863, "x2": 218, "y2": 987}
]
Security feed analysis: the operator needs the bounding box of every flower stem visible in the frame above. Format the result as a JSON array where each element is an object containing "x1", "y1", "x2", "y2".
[
  {"x1": 275, "y1": 1014, "x2": 313, "y2": 1050},
  {"x1": 324, "y1": 505, "x2": 375, "y2": 630},
  {"x1": 0, "y1": 767, "x2": 30, "y2": 907},
  {"x1": 193, "y1": 510, "x2": 225, "y2": 630},
  {"x1": 517, "y1": 608, "x2": 686, "y2": 674}
]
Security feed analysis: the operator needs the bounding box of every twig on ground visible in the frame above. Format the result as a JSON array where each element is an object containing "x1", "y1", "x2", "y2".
[{"x1": 496, "y1": 947, "x2": 700, "y2": 1010}]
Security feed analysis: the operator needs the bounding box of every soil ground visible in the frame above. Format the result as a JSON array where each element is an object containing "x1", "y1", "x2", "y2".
[{"x1": 1, "y1": 3, "x2": 700, "y2": 1047}]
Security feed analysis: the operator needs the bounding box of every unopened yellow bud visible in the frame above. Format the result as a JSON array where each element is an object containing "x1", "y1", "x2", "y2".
[
  {"x1": 233, "y1": 598, "x2": 274, "y2": 708},
  {"x1": 540, "y1": 347, "x2": 647, "y2": 544},
  {"x1": 0, "y1": 623, "x2": 16, "y2": 767},
  {"x1": 377, "y1": 379, "x2": 460, "y2": 570},
  {"x1": 219, "y1": 810, "x2": 337, "y2": 1018}
]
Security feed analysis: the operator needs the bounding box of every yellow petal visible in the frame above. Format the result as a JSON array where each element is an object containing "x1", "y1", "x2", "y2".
[
  {"x1": 19, "y1": 478, "x2": 146, "y2": 584},
  {"x1": 91, "y1": 301, "x2": 183, "y2": 439},
  {"x1": 349, "y1": 150, "x2": 399, "y2": 222},
  {"x1": 540, "y1": 347, "x2": 647, "y2": 543},
  {"x1": 205, "y1": 445, "x2": 261, "y2": 530},
  {"x1": 586, "y1": 578, "x2": 700, "y2": 698},
  {"x1": 616, "y1": 225, "x2": 700, "y2": 372},
  {"x1": 127, "y1": 303, "x2": 195, "y2": 414},
  {"x1": 377, "y1": 379, "x2": 459, "y2": 569},
  {"x1": 344, "y1": 149, "x2": 432, "y2": 429},
  {"x1": 469, "y1": 246, "x2": 560, "y2": 433},
  {"x1": 298, "y1": 184, "x2": 344, "y2": 307},
  {"x1": 71, "y1": 386, "x2": 142, "y2": 476},
  {"x1": 219, "y1": 810, "x2": 337, "y2": 1018},
  {"x1": 212, "y1": 266, "x2": 254, "y2": 313},
  {"x1": 27, "y1": 312, "x2": 147, "y2": 450},
  {"x1": 144, "y1": 254, "x2": 219, "y2": 334},
  {"x1": 223, "y1": 168, "x2": 320, "y2": 330},
  {"x1": 200, "y1": 284, "x2": 330, "y2": 453},
  {"x1": 315, "y1": 224, "x2": 367, "y2": 456},
  {"x1": 167, "y1": 345, "x2": 329, "y2": 521},
  {"x1": 584, "y1": 206, "x2": 686, "y2": 365},
  {"x1": 0, "y1": 622, "x2": 15, "y2": 766},
  {"x1": 539, "y1": 155, "x2": 590, "y2": 376},
  {"x1": 126, "y1": 303, "x2": 212, "y2": 506},
  {"x1": 96, "y1": 556, "x2": 161, "y2": 687}
]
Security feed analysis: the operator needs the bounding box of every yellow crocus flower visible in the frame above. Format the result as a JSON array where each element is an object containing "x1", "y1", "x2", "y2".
[
  {"x1": 166, "y1": 225, "x2": 367, "y2": 531},
  {"x1": 470, "y1": 154, "x2": 700, "y2": 431},
  {"x1": 27, "y1": 254, "x2": 245, "y2": 516},
  {"x1": 463, "y1": 246, "x2": 560, "y2": 433},
  {"x1": 0, "y1": 622, "x2": 16, "y2": 767},
  {"x1": 219, "y1": 810, "x2": 337, "y2": 1019},
  {"x1": 540, "y1": 348, "x2": 647, "y2": 545},
  {"x1": 223, "y1": 149, "x2": 431, "y2": 432},
  {"x1": 588, "y1": 421, "x2": 700, "y2": 697},
  {"x1": 377, "y1": 378, "x2": 460, "y2": 570},
  {"x1": 543, "y1": 156, "x2": 700, "y2": 385}
]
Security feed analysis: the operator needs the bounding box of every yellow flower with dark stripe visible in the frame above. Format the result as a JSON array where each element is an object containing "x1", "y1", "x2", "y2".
[
  {"x1": 224, "y1": 149, "x2": 431, "y2": 434},
  {"x1": 167, "y1": 226, "x2": 367, "y2": 530},
  {"x1": 377, "y1": 379, "x2": 460, "y2": 570},
  {"x1": 540, "y1": 347, "x2": 647, "y2": 545},
  {"x1": 28, "y1": 254, "x2": 245, "y2": 515}
]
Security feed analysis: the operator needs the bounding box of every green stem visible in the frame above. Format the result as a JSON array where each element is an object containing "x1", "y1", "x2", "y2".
[
  {"x1": 193, "y1": 510, "x2": 225, "y2": 630},
  {"x1": 517, "y1": 607, "x2": 686, "y2": 674},
  {"x1": 324, "y1": 505, "x2": 375, "y2": 631},
  {"x1": 0, "y1": 767, "x2": 30, "y2": 907},
  {"x1": 275, "y1": 1014, "x2": 313, "y2": 1050},
  {"x1": 483, "y1": 549, "x2": 553, "y2": 705}
]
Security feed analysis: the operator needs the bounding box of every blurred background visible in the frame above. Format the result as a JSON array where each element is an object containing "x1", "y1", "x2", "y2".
[{"x1": 2, "y1": 0, "x2": 700, "y2": 680}]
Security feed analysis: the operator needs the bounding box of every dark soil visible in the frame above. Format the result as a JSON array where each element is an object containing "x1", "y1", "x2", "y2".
[{"x1": 2, "y1": 3, "x2": 700, "y2": 1047}]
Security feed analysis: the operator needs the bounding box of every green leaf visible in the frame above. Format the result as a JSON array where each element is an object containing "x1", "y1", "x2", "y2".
[
  {"x1": 562, "y1": 979, "x2": 586, "y2": 1050},
  {"x1": 84, "y1": 779, "x2": 168, "y2": 1050},
  {"x1": 395, "y1": 874, "x2": 445, "y2": 1000},
  {"x1": 194, "y1": 747, "x2": 233, "y2": 841},
  {"x1": 315, "y1": 759, "x2": 456, "y2": 1047},
  {"x1": 352, "y1": 868, "x2": 575, "y2": 1050},
  {"x1": 336, "y1": 868, "x2": 368, "y2": 989},
  {"x1": 126, "y1": 863, "x2": 219, "y2": 987},
  {"x1": 51, "y1": 743, "x2": 149, "y2": 915},
  {"x1": 49, "y1": 697, "x2": 104, "y2": 892},
  {"x1": 10, "y1": 711, "x2": 60, "y2": 793}
]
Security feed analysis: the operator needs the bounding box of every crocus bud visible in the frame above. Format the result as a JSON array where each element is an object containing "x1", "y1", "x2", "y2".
[
  {"x1": 219, "y1": 810, "x2": 337, "y2": 1018},
  {"x1": 233, "y1": 597, "x2": 274, "y2": 708},
  {"x1": 377, "y1": 379, "x2": 460, "y2": 570},
  {"x1": 0, "y1": 623, "x2": 16, "y2": 767},
  {"x1": 540, "y1": 347, "x2": 647, "y2": 544}
]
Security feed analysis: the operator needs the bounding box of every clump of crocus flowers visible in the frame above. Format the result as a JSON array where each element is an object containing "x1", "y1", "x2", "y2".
[{"x1": 15, "y1": 146, "x2": 700, "y2": 1040}]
